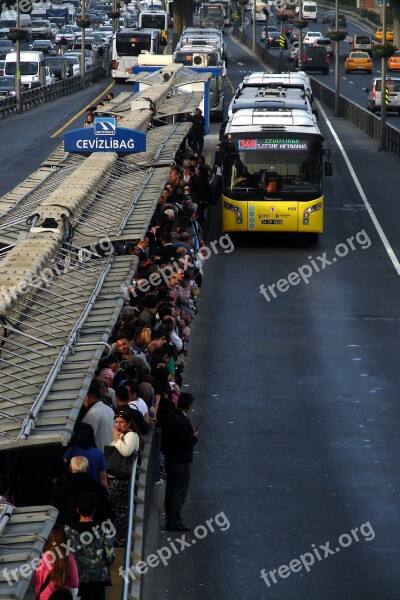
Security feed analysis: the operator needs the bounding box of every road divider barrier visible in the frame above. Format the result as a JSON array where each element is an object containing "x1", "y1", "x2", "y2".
[{"x1": 0, "y1": 65, "x2": 106, "y2": 118}]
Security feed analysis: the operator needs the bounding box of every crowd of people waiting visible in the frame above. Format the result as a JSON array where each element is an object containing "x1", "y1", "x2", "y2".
[
  {"x1": 0, "y1": 143, "x2": 220, "y2": 598},
  {"x1": 83, "y1": 92, "x2": 115, "y2": 127}
]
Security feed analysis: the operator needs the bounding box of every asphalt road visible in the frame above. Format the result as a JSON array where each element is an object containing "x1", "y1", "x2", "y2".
[
  {"x1": 0, "y1": 77, "x2": 115, "y2": 197},
  {"x1": 1, "y1": 32, "x2": 400, "y2": 600},
  {"x1": 150, "y1": 31, "x2": 400, "y2": 600}
]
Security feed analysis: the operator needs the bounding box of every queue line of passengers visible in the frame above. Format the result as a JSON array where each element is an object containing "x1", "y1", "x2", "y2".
[{"x1": 0, "y1": 145, "x2": 220, "y2": 599}]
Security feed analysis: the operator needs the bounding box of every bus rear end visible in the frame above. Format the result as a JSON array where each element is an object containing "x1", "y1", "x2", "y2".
[{"x1": 112, "y1": 30, "x2": 155, "y2": 80}]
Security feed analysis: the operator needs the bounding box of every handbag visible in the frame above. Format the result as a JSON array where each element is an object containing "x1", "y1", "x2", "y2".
[{"x1": 104, "y1": 444, "x2": 135, "y2": 479}]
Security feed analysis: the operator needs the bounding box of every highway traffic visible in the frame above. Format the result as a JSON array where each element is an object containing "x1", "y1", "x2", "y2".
[
  {"x1": 1, "y1": 12, "x2": 400, "y2": 600},
  {"x1": 246, "y1": 11, "x2": 400, "y2": 126}
]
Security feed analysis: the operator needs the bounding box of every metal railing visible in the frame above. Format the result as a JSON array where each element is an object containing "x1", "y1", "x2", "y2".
[
  {"x1": 0, "y1": 65, "x2": 106, "y2": 119},
  {"x1": 121, "y1": 431, "x2": 155, "y2": 600}
]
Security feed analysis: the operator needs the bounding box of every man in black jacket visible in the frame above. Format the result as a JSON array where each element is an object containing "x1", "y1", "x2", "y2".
[{"x1": 161, "y1": 393, "x2": 198, "y2": 532}]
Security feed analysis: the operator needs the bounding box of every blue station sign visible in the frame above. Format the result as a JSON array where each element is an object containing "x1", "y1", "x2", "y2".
[{"x1": 64, "y1": 117, "x2": 147, "y2": 153}]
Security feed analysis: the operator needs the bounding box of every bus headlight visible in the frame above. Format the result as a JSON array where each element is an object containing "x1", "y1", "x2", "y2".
[
  {"x1": 224, "y1": 201, "x2": 242, "y2": 223},
  {"x1": 224, "y1": 201, "x2": 239, "y2": 212},
  {"x1": 303, "y1": 203, "x2": 321, "y2": 225}
]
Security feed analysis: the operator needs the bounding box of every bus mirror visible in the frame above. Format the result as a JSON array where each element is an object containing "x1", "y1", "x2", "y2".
[{"x1": 325, "y1": 162, "x2": 333, "y2": 177}]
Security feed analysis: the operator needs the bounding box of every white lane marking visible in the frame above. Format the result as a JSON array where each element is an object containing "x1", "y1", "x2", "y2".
[{"x1": 317, "y1": 101, "x2": 400, "y2": 276}]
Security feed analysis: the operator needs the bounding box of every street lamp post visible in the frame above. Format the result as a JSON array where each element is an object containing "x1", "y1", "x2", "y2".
[
  {"x1": 238, "y1": 0, "x2": 248, "y2": 44},
  {"x1": 379, "y1": 2, "x2": 388, "y2": 151},
  {"x1": 15, "y1": 2, "x2": 22, "y2": 114},
  {"x1": 80, "y1": 0, "x2": 86, "y2": 89},
  {"x1": 241, "y1": 2, "x2": 245, "y2": 44},
  {"x1": 298, "y1": 0, "x2": 303, "y2": 70},
  {"x1": 263, "y1": 7, "x2": 269, "y2": 61},
  {"x1": 252, "y1": 0, "x2": 256, "y2": 53},
  {"x1": 334, "y1": 0, "x2": 340, "y2": 116},
  {"x1": 113, "y1": 0, "x2": 119, "y2": 35}
]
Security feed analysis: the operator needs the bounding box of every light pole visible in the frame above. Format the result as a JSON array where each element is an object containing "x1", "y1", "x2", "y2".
[
  {"x1": 334, "y1": 0, "x2": 340, "y2": 116},
  {"x1": 379, "y1": 1, "x2": 388, "y2": 151},
  {"x1": 298, "y1": 0, "x2": 303, "y2": 70},
  {"x1": 252, "y1": 0, "x2": 256, "y2": 53},
  {"x1": 15, "y1": 1, "x2": 21, "y2": 114},
  {"x1": 80, "y1": 0, "x2": 86, "y2": 89},
  {"x1": 113, "y1": 0, "x2": 119, "y2": 35},
  {"x1": 241, "y1": 1, "x2": 245, "y2": 44}
]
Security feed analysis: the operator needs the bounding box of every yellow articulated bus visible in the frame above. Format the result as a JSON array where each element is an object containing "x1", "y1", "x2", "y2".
[{"x1": 221, "y1": 108, "x2": 332, "y2": 241}]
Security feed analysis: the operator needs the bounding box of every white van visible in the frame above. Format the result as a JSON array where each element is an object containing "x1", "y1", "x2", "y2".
[
  {"x1": 0, "y1": 12, "x2": 32, "y2": 40},
  {"x1": 4, "y1": 50, "x2": 45, "y2": 89},
  {"x1": 352, "y1": 34, "x2": 372, "y2": 55},
  {"x1": 297, "y1": 1, "x2": 318, "y2": 22}
]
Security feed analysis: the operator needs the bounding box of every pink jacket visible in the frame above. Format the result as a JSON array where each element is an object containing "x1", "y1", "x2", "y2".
[{"x1": 31, "y1": 553, "x2": 79, "y2": 600}]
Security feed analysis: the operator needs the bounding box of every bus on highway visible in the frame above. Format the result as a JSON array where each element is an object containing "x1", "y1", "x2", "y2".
[
  {"x1": 221, "y1": 108, "x2": 332, "y2": 240},
  {"x1": 111, "y1": 28, "x2": 162, "y2": 81},
  {"x1": 218, "y1": 0, "x2": 232, "y2": 25},
  {"x1": 199, "y1": 3, "x2": 225, "y2": 29},
  {"x1": 138, "y1": 9, "x2": 168, "y2": 44}
]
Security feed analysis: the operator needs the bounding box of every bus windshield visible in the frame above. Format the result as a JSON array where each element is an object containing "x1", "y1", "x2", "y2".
[
  {"x1": 116, "y1": 33, "x2": 152, "y2": 56},
  {"x1": 0, "y1": 19, "x2": 16, "y2": 27},
  {"x1": 200, "y1": 4, "x2": 223, "y2": 25},
  {"x1": 140, "y1": 13, "x2": 166, "y2": 29},
  {"x1": 5, "y1": 62, "x2": 38, "y2": 75},
  {"x1": 174, "y1": 51, "x2": 219, "y2": 66},
  {"x1": 218, "y1": 0, "x2": 231, "y2": 20},
  {"x1": 223, "y1": 135, "x2": 323, "y2": 199}
]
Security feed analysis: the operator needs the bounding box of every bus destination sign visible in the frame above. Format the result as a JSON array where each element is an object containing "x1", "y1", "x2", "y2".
[{"x1": 238, "y1": 138, "x2": 308, "y2": 151}]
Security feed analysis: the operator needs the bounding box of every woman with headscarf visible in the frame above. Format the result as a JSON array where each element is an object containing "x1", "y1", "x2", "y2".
[{"x1": 106, "y1": 410, "x2": 140, "y2": 547}]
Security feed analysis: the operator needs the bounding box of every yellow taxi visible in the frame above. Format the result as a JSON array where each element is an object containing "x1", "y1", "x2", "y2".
[
  {"x1": 375, "y1": 27, "x2": 394, "y2": 42},
  {"x1": 344, "y1": 51, "x2": 373, "y2": 73},
  {"x1": 387, "y1": 50, "x2": 400, "y2": 71}
]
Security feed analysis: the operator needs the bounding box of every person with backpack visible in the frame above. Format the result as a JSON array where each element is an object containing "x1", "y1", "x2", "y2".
[{"x1": 64, "y1": 494, "x2": 115, "y2": 600}]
